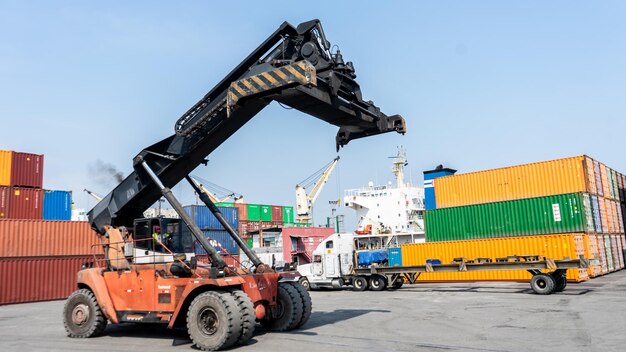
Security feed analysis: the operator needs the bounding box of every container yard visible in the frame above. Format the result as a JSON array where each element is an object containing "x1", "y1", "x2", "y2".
[{"x1": 2, "y1": 3, "x2": 626, "y2": 352}]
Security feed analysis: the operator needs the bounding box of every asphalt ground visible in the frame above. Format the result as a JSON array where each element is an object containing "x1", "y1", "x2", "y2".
[{"x1": 2, "y1": 271, "x2": 626, "y2": 352}]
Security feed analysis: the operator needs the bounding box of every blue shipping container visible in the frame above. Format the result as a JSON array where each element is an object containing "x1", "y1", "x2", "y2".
[
  {"x1": 42, "y1": 190, "x2": 72, "y2": 220},
  {"x1": 192, "y1": 230, "x2": 239, "y2": 255},
  {"x1": 423, "y1": 167, "x2": 456, "y2": 210},
  {"x1": 590, "y1": 195, "x2": 603, "y2": 233},
  {"x1": 183, "y1": 205, "x2": 238, "y2": 230},
  {"x1": 388, "y1": 247, "x2": 402, "y2": 266}
]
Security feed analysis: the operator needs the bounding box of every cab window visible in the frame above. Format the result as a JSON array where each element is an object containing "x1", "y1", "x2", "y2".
[{"x1": 325, "y1": 240, "x2": 333, "y2": 249}]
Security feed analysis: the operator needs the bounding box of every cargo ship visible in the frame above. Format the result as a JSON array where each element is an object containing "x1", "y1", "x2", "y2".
[{"x1": 344, "y1": 147, "x2": 425, "y2": 246}]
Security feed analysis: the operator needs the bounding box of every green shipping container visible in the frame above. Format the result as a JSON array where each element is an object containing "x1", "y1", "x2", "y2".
[
  {"x1": 247, "y1": 237, "x2": 253, "y2": 248},
  {"x1": 260, "y1": 205, "x2": 272, "y2": 221},
  {"x1": 283, "y1": 206, "x2": 295, "y2": 224},
  {"x1": 215, "y1": 202, "x2": 235, "y2": 207},
  {"x1": 425, "y1": 193, "x2": 594, "y2": 242},
  {"x1": 247, "y1": 204, "x2": 261, "y2": 221}
]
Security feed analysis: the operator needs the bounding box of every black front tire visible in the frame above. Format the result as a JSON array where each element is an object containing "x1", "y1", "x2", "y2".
[
  {"x1": 352, "y1": 276, "x2": 368, "y2": 291},
  {"x1": 285, "y1": 281, "x2": 312, "y2": 328},
  {"x1": 261, "y1": 283, "x2": 304, "y2": 331},
  {"x1": 530, "y1": 274, "x2": 556, "y2": 295},
  {"x1": 230, "y1": 290, "x2": 256, "y2": 346},
  {"x1": 63, "y1": 288, "x2": 108, "y2": 338},
  {"x1": 187, "y1": 291, "x2": 243, "y2": 351}
]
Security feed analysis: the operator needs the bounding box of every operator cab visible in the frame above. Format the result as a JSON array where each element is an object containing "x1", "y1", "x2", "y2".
[{"x1": 132, "y1": 217, "x2": 181, "y2": 263}]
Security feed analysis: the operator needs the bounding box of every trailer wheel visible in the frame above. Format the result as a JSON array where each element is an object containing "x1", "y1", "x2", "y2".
[
  {"x1": 285, "y1": 281, "x2": 312, "y2": 328},
  {"x1": 187, "y1": 291, "x2": 243, "y2": 351},
  {"x1": 229, "y1": 290, "x2": 255, "y2": 346},
  {"x1": 530, "y1": 274, "x2": 556, "y2": 295},
  {"x1": 552, "y1": 274, "x2": 567, "y2": 292},
  {"x1": 352, "y1": 276, "x2": 368, "y2": 291},
  {"x1": 63, "y1": 288, "x2": 108, "y2": 338},
  {"x1": 261, "y1": 282, "x2": 303, "y2": 331},
  {"x1": 369, "y1": 275, "x2": 387, "y2": 291},
  {"x1": 298, "y1": 277, "x2": 310, "y2": 291},
  {"x1": 391, "y1": 279, "x2": 404, "y2": 290}
]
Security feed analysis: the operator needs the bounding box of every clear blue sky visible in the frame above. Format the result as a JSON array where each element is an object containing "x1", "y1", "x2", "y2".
[{"x1": 1, "y1": 1, "x2": 625, "y2": 229}]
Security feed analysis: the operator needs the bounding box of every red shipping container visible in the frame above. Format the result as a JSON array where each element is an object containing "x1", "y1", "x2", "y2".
[
  {"x1": 10, "y1": 152, "x2": 43, "y2": 188},
  {"x1": 271, "y1": 206, "x2": 283, "y2": 222},
  {"x1": 234, "y1": 203, "x2": 247, "y2": 221},
  {"x1": 0, "y1": 219, "x2": 101, "y2": 257},
  {"x1": 0, "y1": 255, "x2": 102, "y2": 305},
  {"x1": 281, "y1": 226, "x2": 334, "y2": 264},
  {"x1": 0, "y1": 186, "x2": 9, "y2": 219},
  {"x1": 8, "y1": 187, "x2": 42, "y2": 219}
]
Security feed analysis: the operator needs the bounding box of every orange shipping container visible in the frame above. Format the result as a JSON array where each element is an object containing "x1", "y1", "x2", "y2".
[
  {"x1": 401, "y1": 234, "x2": 588, "y2": 282},
  {"x1": 434, "y1": 155, "x2": 596, "y2": 208},
  {"x1": 584, "y1": 234, "x2": 602, "y2": 277},
  {"x1": 615, "y1": 235, "x2": 624, "y2": 269},
  {"x1": 599, "y1": 164, "x2": 611, "y2": 201},
  {"x1": 0, "y1": 219, "x2": 101, "y2": 257},
  {"x1": 0, "y1": 150, "x2": 11, "y2": 186}
]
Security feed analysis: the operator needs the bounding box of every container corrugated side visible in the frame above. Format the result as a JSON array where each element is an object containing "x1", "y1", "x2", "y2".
[
  {"x1": 604, "y1": 235, "x2": 614, "y2": 272},
  {"x1": 401, "y1": 234, "x2": 588, "y2": 282},
  {"x1": 600, "y1": 164, "x2": 611, "y2": 201},
  {"x1": 584, "y1": 157, "x2": 597, "y2": 199},
  {"x1": 0, "y1": 186, "x2": 9, "y2": 219},
  {"x1": 283, "y1": 206, "x2": 295, "y2": 224},
  {"x1": 247, "y1": 204, "x2": 261, "y2": 221},
  {"x1": 597, "y1": 235, "x2": 608, "y2": 274},
  {"x1": 8, "y1": 187, "x2": 42, "y2": 219},
  {"x1": 0, "y1": 150, "x2": 12, "y2": 186},
  {"x1": 260, "y1": 205, "x2": 272, "y2": 221},
  {"x1": 182, "y1": 205, "x2": 238, "y2": 230},
  {"x1": 0, "y1": 220, "x2": 101, "y2": 257},
  {"x1": 192, "y1": 230, "x2": 239, "y2": 255},
  {"x1": 614, "y1": 235, "x2": 624, "y2": 269},
  {"x1": 610, "y1": 235, "x2": 621, "y2": 270},
  {"x1": 607, "y1": 168, "x2": 616, "y2": 200},
  {"x1": 594, "y1": 161, "x2": 604, "y2": 196},
  {"x1": 42, "y1": 190, "x2": 72, "y2": 220},
  {"x1": 620, "y1": 235, "x2": 626, "y2": 268},
  {"x1": 584, "y1": 234, "x2": 602, "y2": 277},
  {"x1": 0, "y1": 255, "x2": 103, "y2": 305},
  {"x1": 611, "y1": 169, "x2": 620, "y2": 202},
  {"x1": 10, "y1": 152, "x2": 43, "y2": 188},
  {"x1": 433, "y1": 156, "x2": 593, "y2": 208},
  {"x1": 616, "y1": 204, "x2": 625, "y2": 233},
  {"x1": 425, "y1": 193, "x2": 591, "y2": 242},
  {"x1": 590, "y1": 195, "x2": 603, "y2": 233}
]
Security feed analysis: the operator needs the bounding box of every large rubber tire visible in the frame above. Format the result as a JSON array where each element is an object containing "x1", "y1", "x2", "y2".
[
  {"x1": 298, "y1": 277, "x2": 310, "y2": 291},
  {"x1": 369, "y1": 275, "x2": 387, "y2": 291},
  {"x1": 391, "y1": 278, "x2": 404, "y2": 290},
  {"x1": 230, "y1": 290, "x2": 255, "y2": 346},
  {"x1": 552, "y1": 274, "x2": 567, "y2": 293},
  {"x1": 187, "y1": 291, "x2": 243, "y2": 351},
  {"x1": 352, "y1": 276, "x2": 368, "y2": 291},
  {"x1": 261, "y1": 283, "x2": 303, "y2": 331},
  {"x1": 63, "y1": 289, "x2": 108, "y2": 338},
  {"x1": 530, "y1": 274, "x2": 556, "y2": 295},
  {"x1": 285, "y1": 281, "x2": 312, "y2": 328}
]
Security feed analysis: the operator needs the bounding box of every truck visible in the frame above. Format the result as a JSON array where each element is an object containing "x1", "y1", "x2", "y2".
[
  {"x1": 297, "y1": 233, "x2": 591, "y2": 295},
  {"x1": 62, "y1": 19, "x2": 406, "y2": 351}
]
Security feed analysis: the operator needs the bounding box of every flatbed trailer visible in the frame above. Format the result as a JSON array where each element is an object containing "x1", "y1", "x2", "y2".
[{"x1": 351, "y1": 255, "x2": 591, "y2": 295}]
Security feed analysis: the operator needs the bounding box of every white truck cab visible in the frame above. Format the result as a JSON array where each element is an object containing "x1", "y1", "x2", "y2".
[{"x1": 297, "y1": 233, "x2": 356, "y2": 289}]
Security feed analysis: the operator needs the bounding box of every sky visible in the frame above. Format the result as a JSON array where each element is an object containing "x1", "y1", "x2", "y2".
[{"x1": 1, "y1": 1, "x2": 625, "y2": 229}]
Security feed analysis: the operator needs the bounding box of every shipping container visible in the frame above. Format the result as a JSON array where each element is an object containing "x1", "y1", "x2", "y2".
[
  {"x1": 590, "y1": 195, "x2": 603, "y2": 233},
  {"x1": 620, "y1": 235, "x2": 626, "y2": 267},
  {"x1": 594, "y1": 161, "x2": 603, "y2": 197},
  {"x1": 260, "y1": 205, "x2": 272, "y2": 221},
  {"x1": 234, "y1": 203, "x2": 247, "y2": 221},
  {"x1": 10, "y1": 152, "x2": 43, "y2": 188},
  {"x1": 176, "y1": 227, "x2": 239, "y2": 255},
  {"x1": 0, "y1": 220, "x2": 100, "y2": 257},
  {"x1": 597, "y1": 235, "x2": 608, "y2": 274},
  {"x1": 618, "y1": 174, "x2": 625, "y2": 203},
  {"x1": 283, "y1": 206, "x2": 295, "y2": 224},
  {"x1": 615, "y1": 235, "x2": 624, "y2": 269},
  {"x1": 0, "y1": 150, "x2": 11, "y2": 186},
  {"x1": 610, "y1": 235, "x2": 621, "y2": 270},
  {"x1": 600, "y1": 164, "x2": 611, "y2": 201},
  {"x1": 281, "y1": 226, "x2": 334, "y2": 264},
  {"x1": 42, "y1": 190, "x2": 72, "y2": 220},
  {"x1": 584, "y1": 234, "x2": 602, "y2": 277},
  {"x1": 401, "y1": 234, "x2": 588, "y2": 282},
  {"x1": 271, "y1": 206, "x2": 283, "y2": 222},
  {"x1": 598, "y1": 196, "x2": 609, "y2": 233},
  {"x1": 604, "y1": 235, "x2": 614, "y2": 272},
  {"x1": 433, "y1": 156, "x2": 595, "y2": 208},
  {"x1": 616, "y1": 204, "x2": 625, "y2": 233},
  {"x1": 0, "y1": 255, "x2": 102, "y2": 305},
  {"x1": 247, "y1": 204, "x2": 261, "y2": 221},
  {"x1": 8, "y1": 187, "x2": 42, "y2": 220},
  {"x1": 215, "y1": 202, "x2": 235, "y2": 207},
  {"x1": 611, "y1": 169, "x2": 620, "y2": 202},
  {"x1": 425, "y1": 193, "x2": 593, "y2": 242},
  {"x1": 584, "y1": 157, "x2": 597, "y2": 201},
  {"x1": 182, "y1": 205, "x2": 238, "y2": 230},
  {"x1": 388, "y1": 247, "x2": 402, "y2": 266},
  {"x1": 0, "y1": 186, "x2": 9, "y2": 219},
  {"x1": 607, "y1": 168, "x2": 616, "y2": 200}
]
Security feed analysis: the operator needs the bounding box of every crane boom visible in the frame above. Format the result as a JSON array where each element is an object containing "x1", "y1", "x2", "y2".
[
  {"x1": 296, "y1": 156, "x2": 340, "y2": 224},
  {"x1": 88, "y1": 19, "x2": 406, "y2": 234}
]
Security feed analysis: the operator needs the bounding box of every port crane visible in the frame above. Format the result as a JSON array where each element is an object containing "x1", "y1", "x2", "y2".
[
  {"x1": 295, "y1": 156, "x2": 340, "y2": 225},
  {"x1": 63, "y1": 19, "x2": 405, "y2": 351}
]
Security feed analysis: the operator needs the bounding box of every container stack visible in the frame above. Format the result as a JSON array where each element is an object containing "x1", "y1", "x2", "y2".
[
  {"x1": 0, "y1": 149, "x2": 72, "y2": 220},
  {"x1": 233, "y1": 203, "x2": 295, "y2": 238},
  {"x1": 403, "y1": 155, "x2": 625, "y2": 282}
]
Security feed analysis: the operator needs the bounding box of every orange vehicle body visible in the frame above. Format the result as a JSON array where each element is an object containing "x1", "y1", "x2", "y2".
[{"x1": 77, "y1": 263, "x2": 281, "y2": 327}]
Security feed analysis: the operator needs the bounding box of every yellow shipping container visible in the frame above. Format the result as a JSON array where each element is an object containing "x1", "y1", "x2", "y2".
[
  {"x1": 401, "y1": 234, "x2": 589, "y2": 282},
  {"x1": 434, "y1": 155, "x2": 594, "y2": 208},
  {"x1": 584, "y1": 234, "x2": 602, "y2": 277},
  {"x1": 0, "y1": 150, "x2": 12, "y2": 186}
]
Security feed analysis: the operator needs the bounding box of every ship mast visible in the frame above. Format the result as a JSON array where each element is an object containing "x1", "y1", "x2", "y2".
[{"x1": 391, "y1": 146, "x2": 408, "y2": 188}]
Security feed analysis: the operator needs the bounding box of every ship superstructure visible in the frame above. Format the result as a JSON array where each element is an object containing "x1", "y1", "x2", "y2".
[{"x1": 344, "y1": 147, "x2": 425, "y2": 245}]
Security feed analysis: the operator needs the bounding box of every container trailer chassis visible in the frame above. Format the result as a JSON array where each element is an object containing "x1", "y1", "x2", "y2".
[{"x1": 348, "y1": 255, "x2": 590, "y2": 295}]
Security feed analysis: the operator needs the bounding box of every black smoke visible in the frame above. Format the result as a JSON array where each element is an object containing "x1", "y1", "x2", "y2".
[{"x1": 89, "y1": 160, "x2": 124, "y2": 185}]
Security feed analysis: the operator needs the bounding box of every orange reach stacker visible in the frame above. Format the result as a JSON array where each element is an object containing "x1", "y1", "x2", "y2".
[{"x1": 62, "y1": 19, "x2": 406, "y2": 351}]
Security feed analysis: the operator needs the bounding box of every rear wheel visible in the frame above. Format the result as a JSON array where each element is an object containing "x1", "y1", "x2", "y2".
[
  {"x1": 187, "y1": 291, "x2": 243, "y2": 351},
  {"x1": 230, "y1": 290, "x2": 255, "y2": 346},
  {"x1": 285, "y1": 281, "x2": 312, "y2": 328},
  {"x1": 530, "y1": 274, "x2": 556, "y2": 295},
  {"x1": 552, "y1": 274, "x2": 567, "y2": 292},
  {"x1": 261, "y1": 282, "x2": 303, "y2": 331},
  {"x1": 391, "y1": 278, "x2": 404, "y2": 290},
  {"x1": 298, "y1": 277, "x2": 310, "y2": 291},
  {"x1": 352, "y1": 276, "x2": 368, "y2": 291},
  {"x1": 369, "y1": 275, "x2": 387, "y2": 291},
  {"x1": 63, "y1": 288, "x2": 107, "y2": 338}
]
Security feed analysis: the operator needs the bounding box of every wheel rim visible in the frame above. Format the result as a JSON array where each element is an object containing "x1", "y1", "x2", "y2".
[
  {"x1": 372, "y1": 279, "x2": 380, "y2": 288},
  {"x1": 355, "y1": 279, "x2": 363, "y2": 288},
  {"x1": 71, "y1": 303, "x2": 90, "y2": 326},
  {"x1": 301, "y1": 280, "x2": 309, "y2": 289},
  {"x1": 198, "y1": 307, "x2": 219, "y2": 335},
  {"x1": 536, "y1": 279, "x2": 547, "y2": 289}
]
